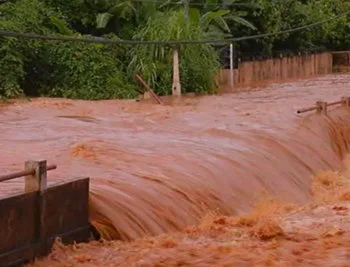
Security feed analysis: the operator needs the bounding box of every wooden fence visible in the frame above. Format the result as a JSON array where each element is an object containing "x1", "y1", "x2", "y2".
[{"x1": 218, "y1": 52, "x2": 333, "y2": 92}]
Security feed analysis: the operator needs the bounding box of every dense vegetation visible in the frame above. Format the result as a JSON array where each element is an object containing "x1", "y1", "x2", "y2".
[{"x1": 0, "y1": 0, "x2": 349, "y2": 99}]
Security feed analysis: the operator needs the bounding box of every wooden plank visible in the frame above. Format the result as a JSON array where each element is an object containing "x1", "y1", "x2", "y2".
[
  {"x1": 0, "y1": 192, "x2": 38, "y2": 254},
  {"x1": 135, "y1": 74, "x2": 163, "y2": 104},
  {"x1": 40, "y1": 178, "x2": 89, "y2": 238}
]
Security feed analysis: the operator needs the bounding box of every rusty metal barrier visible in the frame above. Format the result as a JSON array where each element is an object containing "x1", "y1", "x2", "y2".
[
  {"x1": 297, "y1": 96, "x2": 350, "y2": 115},
  {"x1": 0, "y1": 160, "x2": 91, "y2": 266}
]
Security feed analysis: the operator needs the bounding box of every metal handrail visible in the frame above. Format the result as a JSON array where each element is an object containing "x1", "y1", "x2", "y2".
[{"x1": 0, "y1": 164, "x2": 57, "y2": 183}]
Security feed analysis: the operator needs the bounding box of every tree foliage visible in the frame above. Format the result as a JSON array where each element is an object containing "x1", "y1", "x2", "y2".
[
  {"x1": 0, "y1": 0, "x2": 349, "y2": 99},
  {"x1": 129, "y1": 10, "x2": 220, "y2": 95}
]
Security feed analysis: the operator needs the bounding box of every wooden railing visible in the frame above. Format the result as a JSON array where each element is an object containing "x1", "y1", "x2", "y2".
[{"x1": 297, "y1": 96, "x2": 350, "y2": 115}]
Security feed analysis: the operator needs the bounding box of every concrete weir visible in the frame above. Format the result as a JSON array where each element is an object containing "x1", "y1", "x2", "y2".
[{"x1": 0, "y1": 160, "x2": 92, "y2": 267}]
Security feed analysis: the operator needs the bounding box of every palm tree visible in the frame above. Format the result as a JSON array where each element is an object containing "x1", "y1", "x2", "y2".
[
  {"x1": 188, "y1": 0, "x2": 256, "y2": 38},
  {"x1": 95, "y1": 0, "x2": 256, "y2": 36},
  {"x1": 96, "y1": 0, "x2": 138, "y2": 29},
  {"x1": 95, "y1": 0, "x2": 160, "y2": 38}
]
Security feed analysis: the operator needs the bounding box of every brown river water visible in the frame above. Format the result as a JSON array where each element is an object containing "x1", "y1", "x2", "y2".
[{"x1": 2, "y1": 74, "x2": 350, "y2": 265}]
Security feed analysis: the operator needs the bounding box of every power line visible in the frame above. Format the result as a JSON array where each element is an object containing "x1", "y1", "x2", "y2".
[
  {"x1": 0, "y1": 11, "x2": 349, "y2": 46},
  {"x1": 129, "y1": 0, "x2": 245, "y2": 7},
  {"x1": 0, "y1": 0, "x2": 251, "y2": 7},
  {"x1": 231, "y1": 11, "x2": 350, "y2": 42}
]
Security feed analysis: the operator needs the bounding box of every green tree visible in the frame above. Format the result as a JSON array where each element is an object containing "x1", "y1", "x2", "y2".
[
  {"x1": 189, "y1": 0, "x2": 256, "y2": 38},
  {"x1": 2, "y1": 0, "x2": 350, "y2": 100},
  {"x1": 0, "y1": 0, "x2": 54, "y2": 98}
]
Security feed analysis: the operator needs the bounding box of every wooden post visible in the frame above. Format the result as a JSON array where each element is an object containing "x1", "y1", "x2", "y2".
[
  {"x1": 25, "y1": 160, "x2": 47, "y2": 193},
  {"x1": 316, "y1": 101, "x2": 327, "y2": 115},
  {"x1": 229, "y1": 43, "x2": 234, "y2": 89},
  {"x1": 172, "y1": 47, "x2": 181, "y2": 96},
  {"x1": 341, "y1": 96, "x2": 350, "y2": 107}
]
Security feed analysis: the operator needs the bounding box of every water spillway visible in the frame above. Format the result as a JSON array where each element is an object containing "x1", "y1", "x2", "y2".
[{"x1": 1, "y1": 74, "x2": 350, "y2": 242}]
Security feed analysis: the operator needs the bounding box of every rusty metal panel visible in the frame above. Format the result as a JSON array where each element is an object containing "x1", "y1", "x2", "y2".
[
  {"x1": 0, "y1": 243, "x2": 38, "y2": 267},
  {"x1": 40, "y1": 177, "x2": 89, "y2": 238},
  {"x1": 0, "y1": 177, "x2": 91, "y2": 266},
  {"x1": 0, "y1": 192, "x2": 38, "y2": 254},
  {"x1": 38, "y1": 225, "x2": 93, "y2": 257}
]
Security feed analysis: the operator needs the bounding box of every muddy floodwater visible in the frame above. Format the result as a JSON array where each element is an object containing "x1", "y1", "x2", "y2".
[{"x1": 2, "y1": 74, "x2": 350, "y2": 266}]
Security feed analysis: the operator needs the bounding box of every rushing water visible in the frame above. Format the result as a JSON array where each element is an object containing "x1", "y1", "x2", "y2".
[{"x1": 1, "y1": 74, "x2": 350, "y2": 241}]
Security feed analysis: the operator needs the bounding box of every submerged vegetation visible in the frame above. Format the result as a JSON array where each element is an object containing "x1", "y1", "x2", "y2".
[{"x1": 0, "y1": 0, "x2": 349, "y2": 99}]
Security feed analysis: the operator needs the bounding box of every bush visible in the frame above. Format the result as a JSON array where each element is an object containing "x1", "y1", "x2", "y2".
[
  {"x1": 0, "y1": 0, "x2": 138, "y2": 100},
  {"x1": 38, "y1": 41, "x2": 138, "y2": 100},
  {"x1": 0, "y1": 0, "x2": 52, "y2": 98}
]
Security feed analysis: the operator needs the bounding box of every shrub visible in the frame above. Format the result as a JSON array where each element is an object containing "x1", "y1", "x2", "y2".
[
  {"x1": 38, "y1": 41, "x2": 138, "y2": 100},
  {"x1": 0, "y1": 0, "x2": 52, "y2": 98}
]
